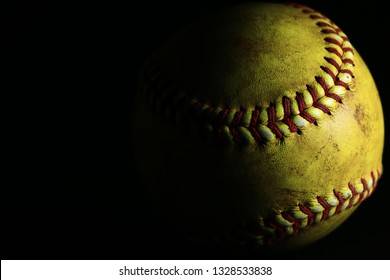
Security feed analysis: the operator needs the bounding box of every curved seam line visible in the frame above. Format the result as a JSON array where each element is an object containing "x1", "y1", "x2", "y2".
[
  {"x1": 139, "y1": 4, "x2": 355, "y2": 145},
  {"x1": 246, "y1": 170, "x2": 382, "y2": 244}
]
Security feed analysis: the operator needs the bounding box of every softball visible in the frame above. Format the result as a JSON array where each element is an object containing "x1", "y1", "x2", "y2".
[{"x1": 132, "y1": 2, "x2": 384, "y2": 252}]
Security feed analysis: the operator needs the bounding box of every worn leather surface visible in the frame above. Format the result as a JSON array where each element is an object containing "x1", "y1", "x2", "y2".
[{"x1": 132, "y1": 2, "x2": 384, "y2": 251}]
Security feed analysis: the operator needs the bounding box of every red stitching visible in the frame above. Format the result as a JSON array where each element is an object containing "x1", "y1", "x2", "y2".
[
  {"x1": 326, "y1": 92, "x2": 342, "y2": 103},
  {"x1": 340, "y1": 69, "x2": 354, "y2": 77},
  {"x1": 333, "y1": 190, "x2": 345, "y2": 214},
  {"x1": 307, "y1": 84, "x2": 319, "y2": 102},
  {"x1": 310, "y1": 14, "x2": 325, "y2": 20},
  {"x1": 268, "y1": 105, "x2": 284, "y2": 139},
  {"x1": 297, "y1": 94, "x2": 316, "y2": 123},
  {"x1": 264, "y1": 219, "x2": 277, "y2": 230},
  {"x1": 324, "y1": 37, "x2": 343, "y2": 47},
  {"x1": 317, "y1": 196, "x2": 330, "y2": 221},
  {"x1": 321, "y1": 29, "x2": 338, "y2": 34},
  {"x1": 248, "y1": 107, "x2": 262, "y2": 142},
  {"x1": 314, "y1": 103, "x2": 330, "y2": 114},
  {"x1": 302, "y1": 9, "x2": 315, "y2": 14},
  {"x1": 324, "y1": 57, "x2": 341, "y2": 70},
  {"x1": 298, "y1": 204, "x2": 315, "y2": 226},
  {"x1": 204, "y1": 106, "x2": 215, "y2": 117},
  {"x1": 325, "y1": 47, "x2": 343, "y2": 59},
  {"x1": 342, "y1": 58, "x2": 355, "y2": 66},
  {"x1": 141, "y1": 4, "x2": 355, "y2": 145},
  {"x1": 282, "y1": 97, "x2": 298, "y2": 132},
  {"x1": 310, "y1": 84, "x2": 331, "y2": 113},
  {"x1": 317, "y1": 22, "x2": 332, "y2": 28},
  {"x1": 312, "y1": 76, "x2": 332, "y2": 113},
  {"x1": 250, "y1": 107, "x2": 260, "y2": 127},
  {"x1": 342, "y1": 47, "x2": 354, "y2": 53},
  {"x1": 296, "y1": 93, "x2": 305, "y2": 111},
  {"x1": 348, "y1": 183, "x2": 358, "y2": 208},
  {"x1": 320, "y1": 66, "x2": 337, "y2": 82},
  {"x1": 229, "y1": 110, "x2": 244, "y2": 143},
  {"x1": 281, "y1": 211, "x2": 301, "y2": 233},
  {"x1": 360, "y1": 178, "x2": 369, "y2": 203},
  {"x1": 335, "y1": 80, "x2": 349, "y2": 89},
  {"x1": 247, "y1": 172, "x2": 380, "y2": 244},
  {"x1": 282, "y1": 97, "x2": 291, "y2": 117},
  {"x1": 214, "y1": 108, "x2": 230, "y2": 140},
  {"x1": 372, "y1": 171, "x2": 377, "y2": 184},
  {"x1": 315, "y1": 76, "x2": 329, "y2": 92},
  {"x1": 140, "y1": 6, "x2": 380, "y2": 246}
]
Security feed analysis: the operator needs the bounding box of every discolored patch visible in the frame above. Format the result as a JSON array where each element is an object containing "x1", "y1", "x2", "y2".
[{"x1": 354, "y1": 104, "x2": 371, "y2": 136}]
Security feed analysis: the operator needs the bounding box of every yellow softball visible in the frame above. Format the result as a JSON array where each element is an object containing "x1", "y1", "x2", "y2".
[{"x1": 131, "y1": 2, "x2": 384, "y2": 252}]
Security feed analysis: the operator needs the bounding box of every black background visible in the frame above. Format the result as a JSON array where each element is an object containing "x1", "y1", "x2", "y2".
[{"x1": 3, "y1": 0, "x2": 389, "y2": 260}]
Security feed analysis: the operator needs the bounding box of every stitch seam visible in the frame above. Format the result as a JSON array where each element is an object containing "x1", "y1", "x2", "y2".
[
  {"x1": 139, "y1": 4, "x2": 355, "y2": 145},
  {"x1": 246, "y1": 170, "x2": 381, "y2": 245}
]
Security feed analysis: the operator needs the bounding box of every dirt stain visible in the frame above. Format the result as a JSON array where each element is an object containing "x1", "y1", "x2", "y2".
[{"x1": 354, "y1": 104, "x2": 370, "y2": 136}]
